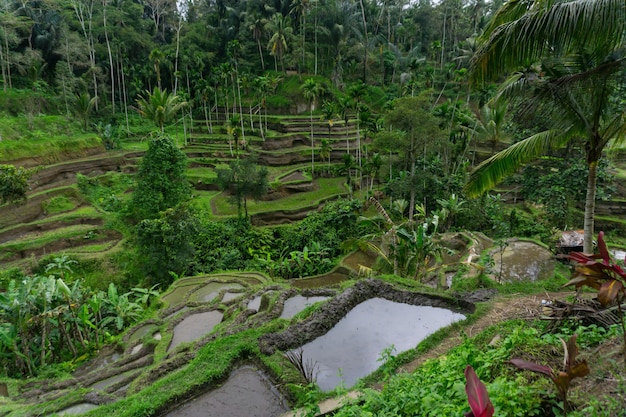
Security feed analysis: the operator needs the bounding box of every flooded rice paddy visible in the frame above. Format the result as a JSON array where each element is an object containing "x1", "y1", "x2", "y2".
[
  {"x1": 163, "y1": 366, "x2": 288, "y2": 417},
  {"x1": 294, "y1": 297, "x2": 465, "y2": 391},
  {"x1": 280, "y1": 295, "x2": 330, "y2": 319},
  {"x1": 168, "y1": 311, "x2": 224, "y2": 352}
]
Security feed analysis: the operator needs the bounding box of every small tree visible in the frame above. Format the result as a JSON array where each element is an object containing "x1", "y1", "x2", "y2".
[
  {"x1": 0, "y1": 165, "x2": 31, "y2": 205},
  {"x1": 73, "y1": 92, "x2": 97, "y2": 131},
  {"x1": 216, "y1": 158, "x2": 269, "y2": 219},
  {"x1": 135, "y1": 203, "x2": 198, "y2": 287},
  {"x1": 131, "y1": 136, "x2": 191, "y2": 220}
]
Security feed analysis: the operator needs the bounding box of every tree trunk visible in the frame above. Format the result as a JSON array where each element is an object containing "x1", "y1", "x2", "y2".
[
  {"x1": 310, "y1": 105, "x2": 314, "y2": 176},
  {"x1": 583, "y1": 159, "x2": 598, "y2": 254},
  {"x1": 257, "y1": 39, "x2": 265, "y2": 70},
  {"x1": 103, "y1": 0, "x2": 115, "y2": 113}
]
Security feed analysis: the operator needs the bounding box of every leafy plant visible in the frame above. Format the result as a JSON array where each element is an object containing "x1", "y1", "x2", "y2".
[
  {"x1": 510, "y1": 334, "x2": 590, "y2": 416},
  {"x1": 0, "y1": 164, "x2": 32, "y2": 205},
  {"x1": 464, "y1": 365, "x2": 494, "y2": 417},
  {"x1": 560, "y1": 231, "x2": 626, "y2": 352}
]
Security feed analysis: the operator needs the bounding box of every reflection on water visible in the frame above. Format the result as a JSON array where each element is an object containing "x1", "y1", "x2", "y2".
[
  {"x1": 280, "y1": 296, "x2": 329, "y2": 319},
  {"x1": 295, "y1": 298, "x2": 465, "y2": 391},
  {"x1": 168, "y1": 311, "x2": 223, "y2": 352},
  {"x1": 164, "y1": 366, "x2": 288, "y2": 417}
]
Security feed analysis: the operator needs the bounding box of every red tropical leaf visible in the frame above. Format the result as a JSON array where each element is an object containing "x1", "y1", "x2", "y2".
[
  {"x1": 598, "y1": 279, "x2": 624, "y2": 306},
  {"x1": 464, "y1": 365, "x2": 495, "y2": 417},
  {"x1": 509, "y1": 359, "x2": 553, "y2": 377}
]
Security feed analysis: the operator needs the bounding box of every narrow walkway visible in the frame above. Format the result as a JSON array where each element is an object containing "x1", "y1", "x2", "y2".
[{"x1": 279, "y1": 391, "x2": 362, "y2": 417}]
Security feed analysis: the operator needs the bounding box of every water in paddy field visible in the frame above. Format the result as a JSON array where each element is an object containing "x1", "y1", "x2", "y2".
[
  {"x1": 163, "y1": 366, "x2": 288, "y2": 417},
  {"x1": 56, "y1": 403, "x2": 99, "y2": 415},
  {"x1": 280, "y1": 295, "x2": 330, "y2": 319},
  {"x1": 294, "y1": 297, "x2": 465, "y2": 391},
  {"x1": 168, "y1": 311, "x2": 223, "y2": 352},
  {"x1": 188, "y1": 282, "x2": 244, "y2": 303}
]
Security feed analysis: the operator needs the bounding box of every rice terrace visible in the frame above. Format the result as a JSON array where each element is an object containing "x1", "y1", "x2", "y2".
[{"x1": 1, "y1": 0, "x2": 626, "y2": 416}]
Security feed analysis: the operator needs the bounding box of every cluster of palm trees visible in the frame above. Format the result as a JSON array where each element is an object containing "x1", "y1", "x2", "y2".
[{"x1": 0, "y1": 257, "x2": 156, "y2": 377}]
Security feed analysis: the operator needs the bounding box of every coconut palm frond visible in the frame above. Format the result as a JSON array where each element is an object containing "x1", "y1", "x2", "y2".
[
  {"x1": 471, "y1": 0, "x2": 626, "y2": 85},
  {"x1": 465, "y1": 129, "x2": 573, "y2": 197}
]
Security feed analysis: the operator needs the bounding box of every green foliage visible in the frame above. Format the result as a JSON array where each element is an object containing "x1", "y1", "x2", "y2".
[
  {"x1": 0, "y1": 265, "x2": 149, "y2": 377},
  {"x1": 334, "y1": 327, "x2": 548, "y2": 417},
  {"x1": 76, "y1": 172, "x2": 134, "y2": 212},
  {"x1": 134, "y1": 203, "x2": 199, "y2": 287},
  {"x1": 216, "y1": 158, "x2": 269, "y2": 218},
  {"x1": 130, "y1": 136, "x2": 191, "y2": 220},
  {"x1": 0, "y1": 165, "x2": 31, "y2": 205},
  {"x1": 41, "y1": 196, "x2": 75, "y2": 214},
  {"x1": 135, "y1": 88, "x2": 187, "y2": 132},
  {"x1": 514, "y1": 157, "x2": 615, "y2": 228}
]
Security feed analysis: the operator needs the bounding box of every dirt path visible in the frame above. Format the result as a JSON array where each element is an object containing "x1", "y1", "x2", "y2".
[{"x1": 396, "y1": 291, "x2": 572, "y2": 375}]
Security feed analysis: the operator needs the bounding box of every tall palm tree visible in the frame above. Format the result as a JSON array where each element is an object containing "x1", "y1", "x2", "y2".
[
  {"x1": 136, "y1": 87, "x2": 187, "y2": 133},
  {"x1": 265, "y1": 13, "x2": 293, "y2": 72},
  {"x1": 248, "y1": 14, "x2": 266, "y2": 71},
  {"x1": 467, "y1": 0, "x2": 626, "y2": 253},
  {"x1": 301, "y1": 78, "x2": 320, "y2": 175},
  {"x1": 149, "y1": 48, "x2": 165, "y2": 90},
  {"x1": 290, "y1": 0, "x2": 310, "y2": 72}
]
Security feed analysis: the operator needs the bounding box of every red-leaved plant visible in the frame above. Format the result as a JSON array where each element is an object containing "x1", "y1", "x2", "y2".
[
  {"x1": 464, "y1": 365, "x2": 495, "y2": 417},
  {"x1": 560, "y1": 231, "x2": 626, "y2": 352},
  {"x1": 510, "y1": 334, "x2": 589, "y2": 416}
]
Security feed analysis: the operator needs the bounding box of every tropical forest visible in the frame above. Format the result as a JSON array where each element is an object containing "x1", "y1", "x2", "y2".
[{"x1": 1, "y1": 0, "x2": 626, "y2": 415}]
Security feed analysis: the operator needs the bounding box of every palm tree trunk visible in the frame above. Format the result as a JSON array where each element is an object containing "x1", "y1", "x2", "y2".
[
  {"x1": 583, "y1": 160, "x2": 598, "y2": 254},
  {"x1": 310, "y1": 106, "x2": 314, "y2": 176},
  {"x1": 257, "y1": 39, "x2": 265, "y2": 70}
]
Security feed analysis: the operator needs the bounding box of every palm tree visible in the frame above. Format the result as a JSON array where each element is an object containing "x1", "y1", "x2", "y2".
[
  {"x1": 319, "y1": 138, "x2": 332, "y2": 174},
  {"x1": 265, "y1": 13, "x2": 293, "y2": 72},
  {"x1": 149, "y1": 48, "x2": 165, "y2": 90},
  {"x1": 337, "y1": 95, "x2": 353, "y2": 155},
  {"x1": 348, "y1": 81, "x2": 367, "y2": 169},
  {"x1": 320, "y1": 100, "x2": 338, "y2": 141},
  {"x1": 463, "y1": 101, "x2": 509, "y2": 155},
  {"x1": 337, "y1": 153, "x2": 359, "y2": 198},
  {"x1": 467, "y1": 0, "x2": 626, "y2": 253},
  {"x1": 73, "y1": 92, "x2": 97, "y2": 131},
  {"x1": 136, "y1": 87, "x2": 187, "y2": 133},
  {"x1": 248, "y1": 14, "x2": 266, "y2": 71},
  {"x1": 301, "y1": 78, "x2": 320, "y2": 176},
  {"x1": 290, "y1": 0, "x2": 310, "y2": 72}
]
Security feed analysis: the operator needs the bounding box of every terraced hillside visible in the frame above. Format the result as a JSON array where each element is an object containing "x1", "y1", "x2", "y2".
[{"x1": 0, "y1": 113, "x2": 367, "y2": 272}]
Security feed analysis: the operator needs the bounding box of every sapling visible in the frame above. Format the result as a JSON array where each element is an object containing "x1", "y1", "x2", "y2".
[{"x1": 510, "y1": 334, "x2": 589, "y2": 416}]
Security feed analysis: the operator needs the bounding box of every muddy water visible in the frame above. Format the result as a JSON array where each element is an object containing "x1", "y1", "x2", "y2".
[
  {"x1": 57, "y1": 403, "x2": 98, "y2": 415},
  {"x1": 295, "y1": 298, "x2": 465, "y2": 391},
  {"x1": 291, "y1": 272, "x2": 349, "y2": 289},
  {"x1": 491, "y1": 240, "x2": 555, "y2": 282},
  {"x1": 90, "y1": 369, "x2": 137, "y2": 391},
  {"x1": 280, "y1": 296, "x2": 329, "y2": 319},
  {"x1": 222, "y1": 291, "x2": 244, "y2": 302},
  {"x1": 168, "y1": 311, "x2": 223, "y2": 352},
  {"x1": 188, "y1": 283, "x2": 243, "y2": 303},
  {"x1": 129, "y1": 324, "x2": 158, "y2": 342},
  {"x1": 163, "y1": 366, "x2": 288, "y2": 417},
  {"x1": 248, "y1": 296, "x2": 262, "y2": 311}
]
